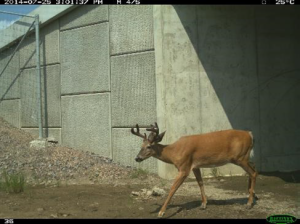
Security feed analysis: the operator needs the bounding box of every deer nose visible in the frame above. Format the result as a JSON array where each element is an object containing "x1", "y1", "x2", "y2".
[{"x1": 135, "y1": 157, "x2": 143, "y2": 162}]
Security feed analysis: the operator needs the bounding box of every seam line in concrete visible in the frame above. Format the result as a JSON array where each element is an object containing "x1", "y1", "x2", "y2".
[
  {"x1": 60, "y1": 20, "x2": 109, "y2": 32},
  {"x1": 254, "y1": 11, "x2": 263, "y2": 171},
  {"x1": 21, "y1": 127, "x2": 62, "y2": 129},
  {"x1": 108, "y1": 5, "x2": 113, "y2": 160},
  {"x1": 0, "y1": 98, "x2": 21, "y2": 101},
  {"x1": 112, "y1": 126, "x2": 150, "y2": 129},
  {"x1": 20, "y1": 62, "x2": 61, "y2": 70},
  {"x1": 61, "y1": 91, "x2": 110, "y2": 97},
  {"x1": 110, "y1": 48, "x2": 154, "y2": 58}
]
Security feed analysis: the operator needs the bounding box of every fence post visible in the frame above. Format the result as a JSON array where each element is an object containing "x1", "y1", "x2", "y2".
[{"x1": 35, "y1": 14, "x2": 43, "y2": 139}]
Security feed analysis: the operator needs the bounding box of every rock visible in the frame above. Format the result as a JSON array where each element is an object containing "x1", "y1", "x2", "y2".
[
  {"x1": 50, "y1": 213, "x2": 58, "y2": 218},
  {"x1": 152, "y1": 187, "x2": 166, "y2": 196},
  {"x1": 146, "y1": 190, "x2": 153, "y2": 197},
  {"x1": 87, "y1": 202, "x2": 99, "y2": 212},
  {"x1": 37, "y1": 208, "x2": 44, "y2": 212},
  {"x1": 131, "y1": 191, "x2": 140, "y2": 196},
  {"x1": 30, "y1": 139, "x2": 47, "y2": 149}
]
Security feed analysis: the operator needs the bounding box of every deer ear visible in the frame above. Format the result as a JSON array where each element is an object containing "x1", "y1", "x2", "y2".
[{"x1": 156, "y1": 131, "x2": 166, "y2": 142}]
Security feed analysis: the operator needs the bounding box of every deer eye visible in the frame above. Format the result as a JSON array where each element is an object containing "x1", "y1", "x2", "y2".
[{"x1": 147, "y1": 146, "x2": 151, "y2": 149}]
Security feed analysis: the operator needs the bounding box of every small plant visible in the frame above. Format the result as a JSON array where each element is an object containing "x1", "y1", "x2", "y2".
[
  {"x1": 160, "y1": 179, "x2": 167, "y2": 187},
  {"x1": 0, "y1": 180, "x2": 3, "y2": 191},
  {"x1": 210, "y1": 167, "x2": 221, "y2": 178},
  {"x1": 130, "y1": 168, "x2": 149, "y2": 179},
  {"x1": 1, "y1": 170, "x2": 26, "y2": 193}
]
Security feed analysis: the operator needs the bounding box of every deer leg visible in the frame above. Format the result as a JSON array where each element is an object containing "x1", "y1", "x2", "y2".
[
  {"x1": 238, "y1": 161, "x2": 258, "y2": 209},
  {"x1": 158, "y1": 171, "x2": 188, "y2": 218},
  {"x1": 193, "y1": 168, "x2": 207, "y2": 209},
  {"x1": 248, "y1": 162, "x2": 258, "y2": 200}
]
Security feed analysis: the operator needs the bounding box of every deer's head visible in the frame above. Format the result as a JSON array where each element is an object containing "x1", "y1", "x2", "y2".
[{"x1": 131, "y1": 122, "x2": 166, "y2": 162}]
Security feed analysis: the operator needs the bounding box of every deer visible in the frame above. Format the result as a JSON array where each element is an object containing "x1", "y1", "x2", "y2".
[{"x1": 131, "y1": 122, "x2": 258, "y2": 218}]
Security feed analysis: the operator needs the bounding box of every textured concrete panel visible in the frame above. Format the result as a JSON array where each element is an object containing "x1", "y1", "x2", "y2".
[
  {"x1": 61, "y1": 93, "x2": 111, "y2": 157},
  {"x1": 259, "y1": 76, "x2": 300, "y2": 164},
  {"x1": 20, "y1": 65, "x2": 61, "y2": 128},
  {"x1": 0, "y1": 99, "x2": 20, "y2": 128},
  {"x1": 22, "y1": 128, "x2": 61, "y2": 144},
  {"x1": 109, "y1": 5, "x2": 154, "y2": 55},
  {"x1": 20, "y1": 20, "x2": 59, "y2": 68},
  {"x1": 112, "y1": 128, "x2": 157, "y2": 173},
  {"x1": 60, "y1": 6, "x2": 108, "y2": 30},
  {"x1": 111, "y1": 51, "x2": 156, "y2": 127},
  {"x1": 61, "y1": 23, "x2": 109, "y2": 95},
  {"x1": 256, "y1": 8, "x2": 300, "y2": 172},
  {"x1": 262, "y1": 155, "x2": 300, "y2": 172},
  {"x1": 0, "y1": 47, "x2": 20, "y2": 100}
]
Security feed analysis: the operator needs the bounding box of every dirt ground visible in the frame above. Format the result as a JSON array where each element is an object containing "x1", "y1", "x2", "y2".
[
  {"x1": 0, "y1": 117, "x2": 299, "y2": 219},
  {"x1": 0, "y1": 172, "x2": 299, "y2": 219}
]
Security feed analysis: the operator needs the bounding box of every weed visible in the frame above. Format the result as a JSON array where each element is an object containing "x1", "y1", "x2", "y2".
[
  {"x1": 160, "y1": 180, "x2": 167, "y2": 187},
  {"x1": 56, "y1": 180, "x2": 61, "y2": 187},
  {"x1": 210, "y1": 167, "x2": 221, "y2": 178},
  {"x1": 1, "y1": 170, "x2": 26, "y2": 193}
]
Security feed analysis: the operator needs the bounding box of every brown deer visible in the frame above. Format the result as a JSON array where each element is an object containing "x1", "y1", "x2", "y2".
[{"x1": 131, "y1": 122, "x2": 258, "y2": 218}]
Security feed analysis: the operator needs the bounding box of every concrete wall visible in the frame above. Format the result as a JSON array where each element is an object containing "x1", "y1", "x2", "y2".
[
  {"x1": 154, "y1": 5, "x2": 300, "y2": 178},
  {"x1": 0, "y1": 5, "x2": 157, "y2": 173},
  {"x1": 1, "y1": 5, "x2": 299, "y2": 178}
]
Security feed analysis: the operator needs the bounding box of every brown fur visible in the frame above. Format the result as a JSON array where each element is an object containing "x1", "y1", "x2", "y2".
[{"x1": 133, "y1": 127, "x2": 258, "y2": 217}]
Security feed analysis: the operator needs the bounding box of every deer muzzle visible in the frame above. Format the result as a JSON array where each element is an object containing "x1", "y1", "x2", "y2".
[{"x1": 135, "y1": 157, "x2": 143, "y2": 162}]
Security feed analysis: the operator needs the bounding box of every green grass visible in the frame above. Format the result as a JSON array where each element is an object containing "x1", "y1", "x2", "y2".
[
  {"x1": 1, "y1": 170, "x2": 26, "y2": 193},
  {"x1": 130, "y1": 168, "x2": 149, "y2": 179}
]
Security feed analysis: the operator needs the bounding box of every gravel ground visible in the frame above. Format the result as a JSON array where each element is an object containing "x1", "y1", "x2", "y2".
[{"x1": 0, "y1": 117, "x2": 135, "y2": 186}]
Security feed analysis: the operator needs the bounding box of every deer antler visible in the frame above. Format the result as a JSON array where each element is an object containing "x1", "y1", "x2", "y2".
[
  {"x1": 131, "y1": 124, "x2": 146, "y2": 139},
  {"x1": 146, "y1": 122, "x2": 159, "y2": 135},
  {"x1": 147, "y1": 122, "x2": 165, "y2": 143}
]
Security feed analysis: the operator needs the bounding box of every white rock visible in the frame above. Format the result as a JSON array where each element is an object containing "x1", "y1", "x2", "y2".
[
  {"x1": 146, "y1": 190, "x2": 153, "y2": 197},
  {"x1": 131, "y1": 191, "x2": 140, "y2": 196},
  {"x1": 152, "y1": 187, "x2": 166, "y2": 196}
]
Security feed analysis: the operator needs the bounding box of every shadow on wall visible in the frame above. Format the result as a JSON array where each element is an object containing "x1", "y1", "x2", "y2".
[{"x1": 173, "y1": 6, "x2": 300, "y2": 172}]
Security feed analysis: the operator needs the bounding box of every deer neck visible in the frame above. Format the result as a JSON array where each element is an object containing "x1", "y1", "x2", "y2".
[{"x1": 152, "y1": 144, "x2": 174, "y2": 164}]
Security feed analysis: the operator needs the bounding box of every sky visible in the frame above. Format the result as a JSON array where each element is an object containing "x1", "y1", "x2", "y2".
[{"x1": 0, "y1": 5, "x2": 39, "y2": 30}]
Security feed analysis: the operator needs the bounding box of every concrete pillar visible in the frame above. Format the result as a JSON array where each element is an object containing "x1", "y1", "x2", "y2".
[{"x1": 153, "y1": 6, "x2": 202, "y2": 179}]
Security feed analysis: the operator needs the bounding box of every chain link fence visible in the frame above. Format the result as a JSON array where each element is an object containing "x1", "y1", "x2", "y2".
[{"x1": 0, "y1": 10, "x2": 42, "y2": 138}]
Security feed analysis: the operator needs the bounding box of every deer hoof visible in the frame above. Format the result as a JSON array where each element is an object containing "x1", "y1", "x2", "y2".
[
  {"x1": 246, "y1": 203, "x2": 253, "y2": 209},
  {"x1": 200, "y1": 203, "x2": 207, "y2": 210},
  {"x1": 158, "y1": 211, "x2": 165, "y2": 218}
]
